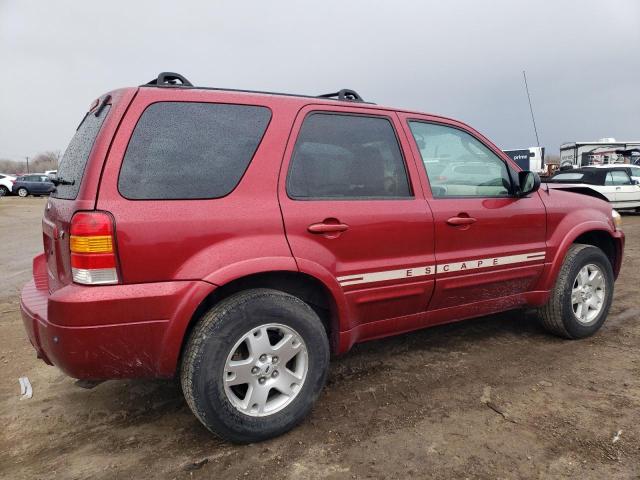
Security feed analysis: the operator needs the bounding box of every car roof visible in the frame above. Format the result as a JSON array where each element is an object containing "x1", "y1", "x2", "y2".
[{"x1": 135, "y1": 72, "x2": 464, "y2": 125}]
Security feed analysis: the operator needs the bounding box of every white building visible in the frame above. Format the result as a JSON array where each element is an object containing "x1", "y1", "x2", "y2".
[{"x1": 560, "y1": 138, "x2": 640, "y2": 168}]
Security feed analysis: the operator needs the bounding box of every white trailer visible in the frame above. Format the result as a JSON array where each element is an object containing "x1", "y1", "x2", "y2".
[{"x1": 560, "y1": 139, "x2": 640, "y2": 168}]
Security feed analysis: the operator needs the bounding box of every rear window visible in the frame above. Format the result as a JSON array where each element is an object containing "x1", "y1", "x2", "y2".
[
  {"x1": 118, "y1": 102, "x2": 271, "y2": 200},
  {"x1": 52, "y1": 104, "x2": 111, "y2": 200}
]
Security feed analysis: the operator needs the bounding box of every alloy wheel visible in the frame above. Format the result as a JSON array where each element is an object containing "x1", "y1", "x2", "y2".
[
  {"x1": 571, "y1": 263, "x2": 606, "y2": 325},
  {"x1": 223, "y1": 323, "x2": 308, "y2": 417}
]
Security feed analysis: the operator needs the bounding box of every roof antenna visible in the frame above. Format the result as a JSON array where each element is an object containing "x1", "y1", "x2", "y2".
[{"x1": 522, "y1": 70, "x2": 540, "y2": 147}]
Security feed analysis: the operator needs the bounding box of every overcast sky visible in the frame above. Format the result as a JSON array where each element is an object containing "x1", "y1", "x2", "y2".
[{"x1": 1, "y1": 0, "x2": 638, "y2": 161}]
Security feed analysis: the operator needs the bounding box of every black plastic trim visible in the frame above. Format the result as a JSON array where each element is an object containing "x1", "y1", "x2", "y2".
[{"x1": 144, "y1": 72, "x2": 194, "y2": 87}]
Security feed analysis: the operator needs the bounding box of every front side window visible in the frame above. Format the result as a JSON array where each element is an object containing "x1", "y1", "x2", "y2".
[
  {"x1": 408, "y1": 121, "x2": 511, "y2": 198},
  {"x1": 287, "y1": 113, "x2": 412, "y2": 199},
  {"x1": 606, "y1": 171, "x2": 632, "y2": 185},
  {"x1": 119, "y1": 102, "x2": 271, "y2": 200}
]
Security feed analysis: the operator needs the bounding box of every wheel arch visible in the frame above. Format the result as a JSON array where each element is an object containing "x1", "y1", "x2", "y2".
[
  {"x1": 173, "y1": 269, "x2": 345, "y2": 376},
  {"x1": 539, "y1": 222, "x2": 623, "y2": 293}
]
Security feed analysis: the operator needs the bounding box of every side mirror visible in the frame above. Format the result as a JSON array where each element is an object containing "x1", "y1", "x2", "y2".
[{"x1": 518, "y1": 171, "x2": 541, "y2": 196}]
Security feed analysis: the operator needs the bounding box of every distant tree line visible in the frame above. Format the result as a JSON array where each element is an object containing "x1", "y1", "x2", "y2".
[{"x1": 0, "y1": 151, "x2": 60, "y2": 174}]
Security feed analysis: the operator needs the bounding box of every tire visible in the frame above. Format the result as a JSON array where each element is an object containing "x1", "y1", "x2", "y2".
[
  {"x1": 181, "y1": 288, "x2": 330, "y2": 443},
  {"x1": 538, "y1": 244, "x2": 614, "y2": 339},
  {"x1": 17, "y1": 187, "x2": 28, "y2": 197},
  {"x1": 0, "y1": 186, "x2": 8, "y2": 197}
]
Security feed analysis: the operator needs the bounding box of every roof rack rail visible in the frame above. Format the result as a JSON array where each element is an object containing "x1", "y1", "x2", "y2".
[
  {"x1": 317, "y1": 89, "x2": 364, "y2": 102},
  {"x1": 144, "y1": 72, "x2": 193, "y2": 88}
]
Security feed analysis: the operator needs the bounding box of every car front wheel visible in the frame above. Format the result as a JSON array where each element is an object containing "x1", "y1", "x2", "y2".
[
  {"x1": 538, "y1": 243, "x2": 614, "y2": 339},
  {"x1": 181, "y1": 288, "x2": 330, "y2": 443}
]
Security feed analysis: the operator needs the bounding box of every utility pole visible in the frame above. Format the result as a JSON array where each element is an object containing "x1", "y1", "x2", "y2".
[
  {"x1": 26, "y1": 156, "x2": 29, "y2": 174},
  {"x1": 522, "y1": 70, "x2": 540, "y2": 147}
]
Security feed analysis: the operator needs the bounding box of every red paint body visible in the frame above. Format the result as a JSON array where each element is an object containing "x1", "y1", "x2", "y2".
[{"x1": 21, "y1": 85, "x2": 624, "y2": 380}]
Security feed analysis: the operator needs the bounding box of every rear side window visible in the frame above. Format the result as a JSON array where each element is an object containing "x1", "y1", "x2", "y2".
[
  {"x1": 287, "y1": 113, "x2": 411, "y2": 199},
  {"x1": 52, "y1": 104, "x2": 111, "y2": 200},
  {"x1": 119, "y1": 102, "x2": 271, "y2": 200}
]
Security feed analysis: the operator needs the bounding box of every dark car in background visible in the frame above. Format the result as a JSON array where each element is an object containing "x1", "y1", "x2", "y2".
[{"x1": 13, "y1": 174, "x2": 55, "y2": 197}]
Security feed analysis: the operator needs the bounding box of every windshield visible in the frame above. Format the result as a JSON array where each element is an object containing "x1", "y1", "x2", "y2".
[{"x1": 553, "y1": 173, "x2": 584, "y2": 181}]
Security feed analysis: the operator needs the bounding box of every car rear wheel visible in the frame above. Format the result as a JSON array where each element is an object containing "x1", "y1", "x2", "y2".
[
  {"x1": 538, "y1": 244, "x2": 614, "y2": 339},
  {"x1": 17, "y1": 187, "x2": 28, "y2": 197},
  {"x1": 181, "y1": 288, "x2": 330, "y2": 443}
]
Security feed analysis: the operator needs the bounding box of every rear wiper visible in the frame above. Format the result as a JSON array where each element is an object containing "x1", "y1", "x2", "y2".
[{"x1": 51, "y1": 177, "x2": 75, "y2": 186}]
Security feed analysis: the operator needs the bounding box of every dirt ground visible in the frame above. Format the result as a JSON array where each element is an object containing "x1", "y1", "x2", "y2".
[{"x1": 1, "y1": 196, "x2": 639, "y2": 479}]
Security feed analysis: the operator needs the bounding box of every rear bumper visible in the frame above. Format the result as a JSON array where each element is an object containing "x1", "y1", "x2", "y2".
[{"x1": 21, "y1": 255, "x2": 214, "y2": 379}]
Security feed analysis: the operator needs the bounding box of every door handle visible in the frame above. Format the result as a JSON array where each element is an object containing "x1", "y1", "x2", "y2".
[
  {"x1": 308, "y1": 222, "x2": 349, "y2": 234},
  {"x1": 446, "y1": 216, "x2": 477, "y2": 226},
  {"x1": 615, "y1": 187, "x2": 621, "y2": 190}
]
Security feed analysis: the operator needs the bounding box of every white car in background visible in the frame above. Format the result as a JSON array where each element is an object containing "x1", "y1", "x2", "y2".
[
  {"x1": 584, "y1": 164, "x2": 640, "y2": 183},
  {"x1": 0, "y1": 173, "x2": 16, "y2": 196},
  {"x1": 547, "y1": 167, "x2": 640, "y2": 211}
]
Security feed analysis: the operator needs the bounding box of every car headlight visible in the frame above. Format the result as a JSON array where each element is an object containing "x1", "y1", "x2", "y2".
[{"x1": 612, "y1": 209, "x2": 622, "y2": 230}]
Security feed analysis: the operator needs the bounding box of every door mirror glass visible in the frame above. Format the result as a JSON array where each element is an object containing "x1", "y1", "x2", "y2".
[{"x1": 518, "y1": 171, "x2": 541, "y2": 196}]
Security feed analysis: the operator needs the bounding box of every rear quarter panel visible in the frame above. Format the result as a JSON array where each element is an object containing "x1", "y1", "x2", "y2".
[{"x1": 95, "y1": 89, "x2": 302, "y2": 285}]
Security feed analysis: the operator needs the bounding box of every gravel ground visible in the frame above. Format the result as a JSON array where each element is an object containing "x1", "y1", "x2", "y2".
[{"x1": 1, "y1": 196, "x2": 639, "y2": 479}]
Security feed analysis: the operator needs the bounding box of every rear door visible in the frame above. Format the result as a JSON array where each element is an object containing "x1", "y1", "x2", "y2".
[
  {"x1": 399, "y1": 114, "x2": 546, "y2": 316},
  {"x1": 24, "y1": 175, "x2": 38, "y2": 191},
  {"x1": 34, "y1": 176, "x2": 49, "y2": 194},
  {"x1": 279, "y1": 105, "x2": 435, "y2": 332}
]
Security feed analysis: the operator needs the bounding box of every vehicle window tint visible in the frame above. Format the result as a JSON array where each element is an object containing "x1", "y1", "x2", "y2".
[
  {"x1": 408, "y1": 122, "x2": 511, "y2": 198},
  {"x1": 287, "y1": 113, "x2": 411, "y2": 199},
  {"x1": 119, "y1": 102, "x2": 271, "y2": 200},
  {"x1": 53, "y1": 104, "x2": 111, "y2": 200}
]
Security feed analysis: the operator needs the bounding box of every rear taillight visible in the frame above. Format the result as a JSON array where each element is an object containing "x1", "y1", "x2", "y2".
[{"x1": 70, "y1": 211, "x2": 119, "y2": 285}]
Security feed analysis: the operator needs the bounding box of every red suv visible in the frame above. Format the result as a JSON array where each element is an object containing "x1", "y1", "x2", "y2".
[{"x1": 21, "y1": 72, "x2": 624, "y2": 442}]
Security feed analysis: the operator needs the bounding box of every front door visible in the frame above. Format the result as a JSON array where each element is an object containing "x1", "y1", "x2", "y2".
[
  {"x1": 279, "y1": 106, "x2": 436, "y2": 332},
  {"x1": 607, "y1": 170, "x2": 640, "y2": 208},
  {"x1": 400, "y1": 115, "x2": 547, "y2": 317}
]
